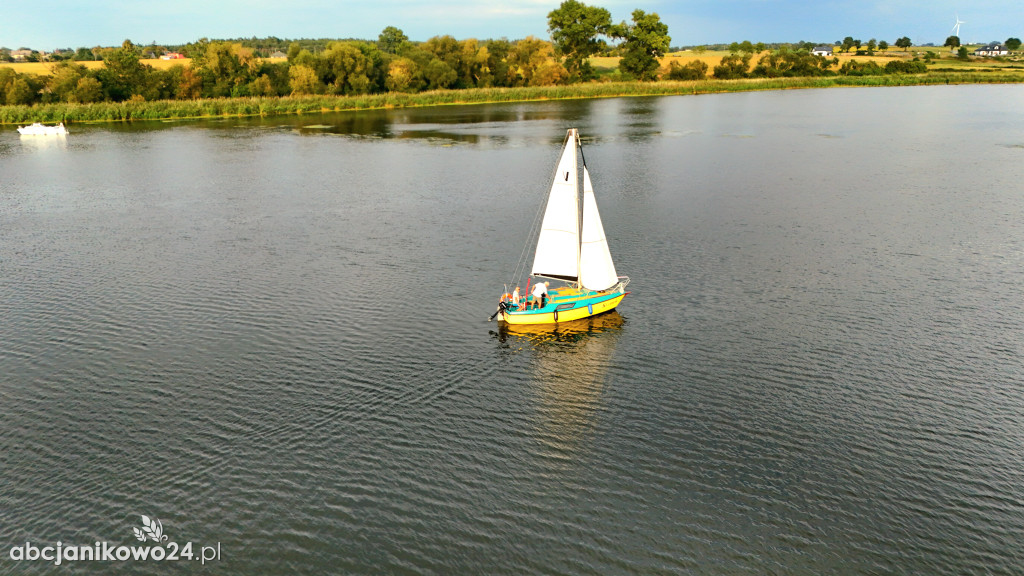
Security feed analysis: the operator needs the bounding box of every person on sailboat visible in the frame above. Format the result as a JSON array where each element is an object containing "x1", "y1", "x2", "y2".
[
  {"x1": 530, "y1": 281, "x2": 548, "y2": 310},
  {"x1": 512, "y1": 286, "x2": 521, "y2": 309}
]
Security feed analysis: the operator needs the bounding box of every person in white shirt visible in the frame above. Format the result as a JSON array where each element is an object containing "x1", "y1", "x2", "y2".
[
  {"x1": 511, "y1": 286, "x2": 520, "y2": 308},
  {"x1": 531, "y1": 281, "x2": 549, "y2": 309}
]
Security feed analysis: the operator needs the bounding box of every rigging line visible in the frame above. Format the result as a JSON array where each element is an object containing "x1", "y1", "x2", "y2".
[{"x1": 509, "y1": 186, "x2": 547, "y2": 288}]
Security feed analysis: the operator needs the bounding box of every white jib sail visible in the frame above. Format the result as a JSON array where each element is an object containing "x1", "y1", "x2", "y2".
[
  {"x1": 531, "y1": 130, "x2": 580, "y2": 281},
  {"x1": 579, "y1": 166, "x2": 619, "y2": 291}
]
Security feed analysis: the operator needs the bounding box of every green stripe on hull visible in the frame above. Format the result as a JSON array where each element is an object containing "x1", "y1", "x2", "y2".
[{"x1": 500, "y1": 292, "x2": 627, "y2": 325}]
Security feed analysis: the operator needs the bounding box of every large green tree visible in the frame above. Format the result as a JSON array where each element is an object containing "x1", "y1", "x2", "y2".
[
  {"x1": 377, "y1": 26, "x2": 410, "y2": 55},
  {"x1": 547, "y1": 0, "x2": 612, "y2": 81},
  {"x1": 99, "y1": 39, "x2": 151, "y2": 101},
  {"x1": 895, "y1": 36, "x2": 912, "y2": 49},
  {"x1": 46, "y1": 61, "x2": 89, "y2": 102},
  {"x1": 194, "y1": 41, "x2": 259, "y2": 97},
  {"x1": 1006, "y1": 38, "x2": 1022, "y2": 51},
  {"x1": 321, "y1": 41, "x2": 372, "y2": 94},
  {"x1": 614, "y1": 9, "x2": 670, "y2": 81},
  {"x1": 505, "y1": 36, "x2": 567, "y2": 86}
]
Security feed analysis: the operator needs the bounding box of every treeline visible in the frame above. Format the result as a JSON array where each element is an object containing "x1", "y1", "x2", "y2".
[
  {"x1": 0, "y1": 0, "x2": 677, "y2": 106},
  {"x1": 702, "y1": 45, "x2": 928, "y2": 80},
  {"x1": 0, "y1": 36, "x2": 932, "y2": 108},
  {"x1": 0, "y1": 34, "x2": 581, "y2": 106},
  {"x1": 0, "y1": 0, "x2": 953, "y2": 109}
]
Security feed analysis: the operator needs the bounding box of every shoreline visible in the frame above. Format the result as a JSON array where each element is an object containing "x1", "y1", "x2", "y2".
[{"x1": 3, "y1": 72, "x2": 1023, "y2": 126}]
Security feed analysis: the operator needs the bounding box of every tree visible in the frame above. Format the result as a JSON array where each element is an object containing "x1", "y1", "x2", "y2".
[
  {"x1": 666, "y1": 59, "x2": 707, "y2": 80},
  {"x1": 1006, "y1": 38, "x2": 1022, "y2": 51},
  {"x1": 895, "y1": 37, "x2": 912, "y2": 50},
  {"x1": 532, "y1": 60, "x2": 569, "y2": 85},
  {"x1": 174, "y1": 66, "x2": 204, "y2": 99},
  {"x1": 547, "y1": 0, "x2": 612, "y2": 81},
  {"x1": 614, "y1": 9, "x2": 670, "y2": 81},
  {"x1": 878, "y1": 40, "x2": 889, "y2": 52},
  {"x1": 195, "y1": 41, "x2": 259, "y2": 97},
  {"x1": 251, "y1": 74, "x2": 276, "y2": 96},
  {"x1": 99, "y1": 39, "x2": 150, "y2": 101},
  {"x1": 505, "y1": 36, "x2": 566, "y2": 86},
  {"x1": 713, "y1": 53, "x2": 751, "y2": 79},
  {"x1": 727, "y1": 41, "x2": 756, "y2": 55},
  {"x1": 47, "y1": 61, "x2": 88, "y2": 102},
  {"x1": 74, "y1": 47, "x2": 96, "y2": 61},
  {"x1": 385, "y1": 57, "x2": 424, "y2": 92},
  {"x1": 957, "y1": 46, "x2": 969, "y2": 60},
  {"x1": 321, "y1": 41, "x2": 372, "y2": 94},
  {"x1": 423, "y1": 58, "x2": 457, "y2": 89},
  {"x1": 841, "y1": 37, "x2": 855, "y2": 53},
  {"x1": 485, "y1": 39, "x2": 513, "y2": 87},
  {"x1": 458, "y1": 38, "x2": 492, "y2": 88},
  {"x1": 377, "y1": 26, "x2": 410, "y2": 55},
  {"x1": 73, "y1": 76, "x2": 103, "y2": 102},
  {"x1": 288, "y1": 64, "x2": 321, "y2": 94},
  {"x1": 751, "y1": 47, "x2": 833, "y2": 78},
  {"x1": 6, "y1": 76, "x2": 36, "y2": 105},
  {"x1": 867, "y1": 39, "x2": 877, "y2": 54},
  {"x1": 945, "y1": 35, "x2": 961, "y2": 50}
]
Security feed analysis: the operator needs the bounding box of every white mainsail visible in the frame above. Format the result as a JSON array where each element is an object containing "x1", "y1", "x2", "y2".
[
  {"x1": 579, "y1": 166, "x2": 619, "y2": 291},
  {"x1": 531, "y1": 130, "x2": 580, "y2": 282}
]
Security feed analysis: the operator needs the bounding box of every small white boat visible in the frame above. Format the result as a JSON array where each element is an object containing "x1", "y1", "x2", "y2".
[{"x1": 17, "y1": 122, "x2": 68, "y2": 136}]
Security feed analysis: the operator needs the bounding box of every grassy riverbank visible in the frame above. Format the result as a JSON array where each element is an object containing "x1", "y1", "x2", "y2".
[{"x1": 3, "y1": 71, "x2": 1023, "y2": 125}]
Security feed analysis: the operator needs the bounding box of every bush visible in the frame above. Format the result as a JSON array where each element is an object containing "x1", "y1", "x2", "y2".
[
  {"x1": 712, "y1": 53, "x2": 751, "y2": 79},
  {"x1": 839, "y1": 60, "x2": 883, "y2": 76},
  {"x1": 884, "y1": 60, "x2": 927, "y2": 74},
  {"x1": 666, "y1": 60, "x2": 708, "y2": 81}
]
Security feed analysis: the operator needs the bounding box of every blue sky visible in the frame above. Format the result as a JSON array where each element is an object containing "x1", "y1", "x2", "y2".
[{"x1": 2, "y1": 1, "x2": 1020, "y2": 50}]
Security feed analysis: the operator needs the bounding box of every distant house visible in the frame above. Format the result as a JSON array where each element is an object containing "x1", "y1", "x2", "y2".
[
  {"x1": 811, "y1": 46, "x2": 833, "y2": 57},
  {"x1": 160, "y1": 52, "x2": 185, "y2": 60},
  {"x1": 11, "y1": 49, "x2": 32, "y2": 61},
  {"x1": 269, "y1": 51, "x2": 287, "y2": 59},
  {"x1": 974, "y1": 43, "x2": 1008, "y2": 57}
]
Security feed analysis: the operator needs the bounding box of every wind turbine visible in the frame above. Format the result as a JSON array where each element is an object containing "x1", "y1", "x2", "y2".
[{"x1": 951, "y1": 14, "x2": 965, "y2": 38}]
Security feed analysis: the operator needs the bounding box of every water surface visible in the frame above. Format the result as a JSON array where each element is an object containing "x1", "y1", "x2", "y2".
[{"x1": 2, "y1": 85, "x2": 1024, "y2": 574}]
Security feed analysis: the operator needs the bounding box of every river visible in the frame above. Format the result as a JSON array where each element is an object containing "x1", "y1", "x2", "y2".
[{"x1": 2, "y1": 84, "x2": 1023, "y2": 574}]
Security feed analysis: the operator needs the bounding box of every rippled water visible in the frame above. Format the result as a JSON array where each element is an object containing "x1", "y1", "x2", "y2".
[{"x1": 2, "y1": 85, "x2": 1024, "y2": 574}]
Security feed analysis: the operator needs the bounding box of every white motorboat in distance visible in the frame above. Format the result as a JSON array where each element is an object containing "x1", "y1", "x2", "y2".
[{"x1": 17, "y1": 122, "x2": 68, "y2": 136}]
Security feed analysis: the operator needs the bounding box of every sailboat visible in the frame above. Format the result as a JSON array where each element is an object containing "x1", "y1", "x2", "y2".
[{"x1": 493, "y1": 128, "x2": 629, "y2": 325}]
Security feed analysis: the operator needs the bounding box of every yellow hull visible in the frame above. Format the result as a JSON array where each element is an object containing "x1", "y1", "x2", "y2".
[{"x1": 498, "y1": 293, "x2": 626, "y2": 325}]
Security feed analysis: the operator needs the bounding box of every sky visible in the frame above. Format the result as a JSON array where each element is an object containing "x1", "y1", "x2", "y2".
[{"x1": 2, "y1": 0, "x2": 1021, "y2": 51}]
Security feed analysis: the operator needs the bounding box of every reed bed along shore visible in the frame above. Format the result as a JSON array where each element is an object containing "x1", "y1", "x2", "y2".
[{"x1": 3, "y1": 72, "x2": 1022, "y2": 125}]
